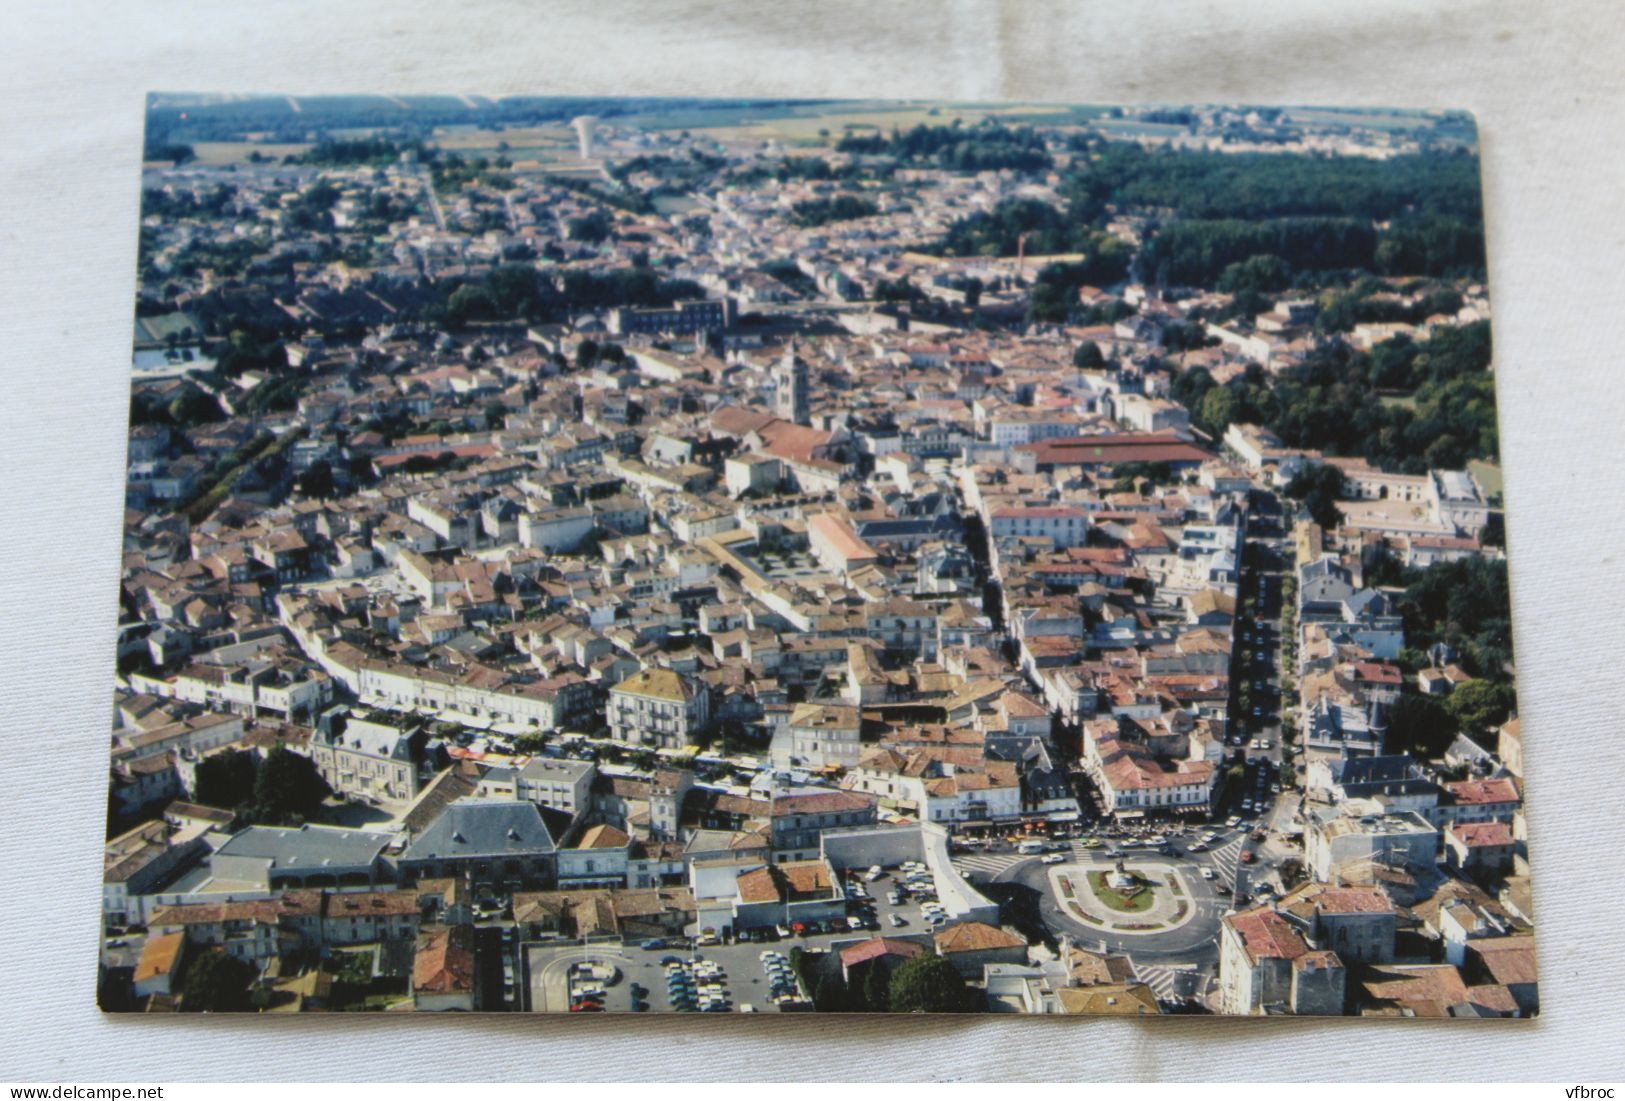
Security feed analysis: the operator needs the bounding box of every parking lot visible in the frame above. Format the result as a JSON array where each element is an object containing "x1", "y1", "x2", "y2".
[
  {"x1": 526, "y1": 936, "x2": 803, "y2": 1014},
  {"x1": 519, "y1": 867, "x2": 942, "y2": 1014}
]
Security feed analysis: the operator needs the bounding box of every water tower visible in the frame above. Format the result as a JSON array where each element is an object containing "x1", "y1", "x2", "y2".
[{"x1": 571, "y1": 115, "x2": 597, "y2": 159}]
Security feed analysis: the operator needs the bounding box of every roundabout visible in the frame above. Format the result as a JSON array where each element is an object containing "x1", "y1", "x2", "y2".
[
  {"x1": 1050, "y1": 860, "x2": 1197, "y2": 935},
  {"x1": 973, "y1": 843, "x2": 1237, "y2": 970}
]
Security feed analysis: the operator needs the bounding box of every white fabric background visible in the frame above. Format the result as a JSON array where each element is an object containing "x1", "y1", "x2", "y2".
[{"x1": 2, "y1": 0, "x2": 1622, "y2": 1082}]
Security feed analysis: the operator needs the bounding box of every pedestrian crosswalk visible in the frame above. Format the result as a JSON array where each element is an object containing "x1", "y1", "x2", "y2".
[
  {"x1": 1133, "y1": 963, "x2": 1183, "y2": 1003},
  {"x1": 952, "y1": 840, "x2": 1108, "y2": 879},
  {"x1": 1209, "y1": 836, "x2": 1245, "y2": 886},
  {"x1": 952, "y1": 851, "x2": 1027, "y2": 878}
]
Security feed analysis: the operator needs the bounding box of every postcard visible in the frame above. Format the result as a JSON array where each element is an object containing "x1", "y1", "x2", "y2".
[{"x1": 101, "y1": 95, "x2": 1530, "y2": 1016}]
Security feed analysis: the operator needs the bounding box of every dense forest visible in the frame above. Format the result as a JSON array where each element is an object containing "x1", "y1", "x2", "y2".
[
  {"x1": 1063, "y1": 142, "x2": 1482, "y2": 223},
  {"x1": 935, "y1": 143, "x2": 1485, "y2": 283}
]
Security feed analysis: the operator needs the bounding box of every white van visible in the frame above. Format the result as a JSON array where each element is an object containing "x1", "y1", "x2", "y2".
[{"x1": 1017, "y1": 839, "x2": 1045, "y2": 856}]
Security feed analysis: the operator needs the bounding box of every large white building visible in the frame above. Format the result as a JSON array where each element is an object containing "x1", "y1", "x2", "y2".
[
  {"x1": 1305, "y1": 805, "x2": 1439, "y2": 884},
  {"x1": 607, "y1": 667, "x2": 711, "y2": 749},
  {"x1": 310, "y1": 714, "x2": 425, "y2": 804}
]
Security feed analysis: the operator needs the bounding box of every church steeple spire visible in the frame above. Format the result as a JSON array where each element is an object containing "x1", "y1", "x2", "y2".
[{"x1": 773, "y1": 337, "x2": 809, "y2": 425}]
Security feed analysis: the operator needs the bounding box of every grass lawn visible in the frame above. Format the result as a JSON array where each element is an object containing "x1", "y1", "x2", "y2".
[
  {"x1": 1086, "y1": 871, "x2": 1156, "y2": 913},
  {"x1": 1467, "y1": 459, "x2": 1503, "y2": 497}
]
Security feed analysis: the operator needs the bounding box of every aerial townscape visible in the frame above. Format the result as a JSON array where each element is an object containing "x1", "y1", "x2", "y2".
[{"x1": 100, "y1": 96, "x2": 1533, "y2": 1018}]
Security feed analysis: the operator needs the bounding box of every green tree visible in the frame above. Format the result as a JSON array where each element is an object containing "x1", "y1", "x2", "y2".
[
  {"x1": 963, "y1": 278, "x2": 983, "y2": 309},
  {"x1": 1386, "y1": 692, "x2": 1459, "y2": 759},
  {"x1": 249, "y1": 747, "x2": 331, "y2": 825},
  {"x1": 194, "y1": 748, "x2": 258, "y2": 810},
  {"x1": 297, "y1": 459, "x2": 335, "y2": 500},
  {"x1": 167, "y1": 386, "x2": 222, "y2": 427},
  {"x1": 1283, "y1": 463, "x2": 1347, "y2": 530},
  {"x1": 861, "y1": 963, "x2": 890, "y2": 1013},
  {"x1": 1074, "y1": 342, "x2": 1105, "y2": 370},
  {"x1": 888, "y1": 954, "x2": 969, "y2": 1013},
  {"x1": 1217, "y1": 253, "x2": 1290, "y2": 295},
  {"x1": 177, "y1": 949, "x2": 255, "y2": 1012},
  {"x1": 445, "y1": 284, "x2": 497, "y2": 327},
  {"x1": 1197, "y1": 386, "x2": 1240, "y2": 437},
  {"x1": 1445, "y1": 680, "x2": 1516, "y2": 734},
  {"x1": 812, "y1": 973, "x2": 850, "y2": 1013}
]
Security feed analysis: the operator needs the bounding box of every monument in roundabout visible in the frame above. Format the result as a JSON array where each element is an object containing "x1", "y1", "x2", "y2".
[{"x1": 1105, "y1": 857, "x2": 1142, "y2": 894}]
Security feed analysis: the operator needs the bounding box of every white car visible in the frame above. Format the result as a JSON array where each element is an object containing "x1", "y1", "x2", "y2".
[
  {"x1": 1201, "y1": 868, "x2": 1216, "y2": 880},
  {"x1": 1041, "y1": 853, "x2": 1066, "y2": 865},
  {"x1": 888, "y1": 913, "x2": 906, "y2": 927}
]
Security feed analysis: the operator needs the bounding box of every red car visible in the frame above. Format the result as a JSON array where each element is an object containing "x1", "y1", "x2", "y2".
[{"x1": 569, "y1": 1001, "x2": 604, "y2": 1013}]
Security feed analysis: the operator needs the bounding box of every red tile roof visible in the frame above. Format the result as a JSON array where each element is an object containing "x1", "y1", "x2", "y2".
[
  {"x1": 1444, "y1": 778, "x2": 1520, "y2": 806},
  {"x1": 934, "y1": 921, "x2": 1026, "y2": 954},
  {"x1": 1019, "y1": 434, "x2": 1210, "y2": 468},
  {"x1": 1451, "y1": 821, "x2": 1514, "y2": 848},
  {"x1": 1226, "y1": 909, "x2": 1309, "y2": 964},
  {"x1": 413, "y1": 925, "x2": 476, "y2": 995},
  {"x1": 839, "y1": 937, "x2": 925, "y2": 969}
]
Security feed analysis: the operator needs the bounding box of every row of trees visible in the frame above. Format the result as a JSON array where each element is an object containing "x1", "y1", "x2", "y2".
[
  {"x1": 836, "y1": 120, "x2": 1052, "y2": 174},
  {"x1": 729, "y1": 155, "x2": 886, "y2": 187},
  {"x1": 789, "y1": 194, "x2": 881, "y2": 227},
  {"x1": 435, "y1": 262, "x2": 707, "y2": 327},
  {"x1": 284, "y1": 135, "x2": 428, "y2": 167}
]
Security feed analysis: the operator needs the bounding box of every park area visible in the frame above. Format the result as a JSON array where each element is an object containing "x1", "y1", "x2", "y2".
[{"x1": 1085, "y1": 870, "x2": 1157, "y2": 913}]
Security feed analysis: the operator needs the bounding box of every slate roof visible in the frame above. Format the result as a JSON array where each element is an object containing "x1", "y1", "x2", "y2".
[{"x1": 403, "y1": 800, "x2": 556, "y2": 862}]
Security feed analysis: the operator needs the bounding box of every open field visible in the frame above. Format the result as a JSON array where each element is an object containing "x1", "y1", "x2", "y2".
[
  {"x1": 613, "y1": 100, "x2": 1082, "y2": 146},
  {"x1": 1468, "y1": 458, "x2": 1504, "y2": 497},
  {"x1": 189, "y1": 141, "x2": 311, "y2": 165},
  {"x1": 1283, "y1": 106, "x2": 1449, "y2": 132}
]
